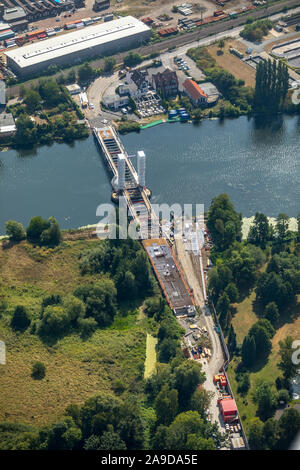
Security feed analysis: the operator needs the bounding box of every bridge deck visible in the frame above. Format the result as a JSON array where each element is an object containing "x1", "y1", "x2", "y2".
[{"x1": 93, "y1": 125, "x2": 158, "y2": 239}]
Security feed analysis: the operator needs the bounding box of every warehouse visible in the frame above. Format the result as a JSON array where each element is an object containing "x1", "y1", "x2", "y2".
[{"x1": 5, "y1": 16, "x2": 151, "y2": 77}]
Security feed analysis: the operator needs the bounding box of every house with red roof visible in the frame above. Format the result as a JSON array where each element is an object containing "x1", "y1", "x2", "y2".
[{"x1": 182, "y1": 79, "x2": 208, "y2": 106}]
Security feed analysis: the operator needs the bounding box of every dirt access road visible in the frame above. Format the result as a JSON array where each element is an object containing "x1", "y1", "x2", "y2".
[{"x1": 174, "y1": 237, "x2": 225, "y2": 430}]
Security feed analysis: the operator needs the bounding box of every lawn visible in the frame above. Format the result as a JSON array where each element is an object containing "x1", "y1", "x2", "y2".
[
  {"x1": 228, "y1": 289, "x2": 300, "y2": 432},
  {"x1": 0, "y1": 238, "x2": 153, "y2": 427},
  {"x1": 207, "y1": 40, "x2": 256, "y2": 88},
  {"x1": 231, "y1": 291, "x2": 258, "y2": 344}
]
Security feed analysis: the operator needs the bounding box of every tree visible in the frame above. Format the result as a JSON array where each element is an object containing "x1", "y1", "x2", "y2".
[
  {"x1": 40, "y1": 217, "x2": 61, "y2": 246},
  {"x1": 11, "y1": 305, "x2": 31, "y2": 331},
  {"x1": 26, "y1": 216, "x2": 50, "y2": 244},
  {"x1": 63, "y1": 295, "x2": 85, "y2": 323},
  {"x1": 174, "y1": 361, "x2": 206, "y2": 406},
  {"x1": 24, "y1": 89, "x2": 41, "y2": 114},
  {"x1": 38, "y1": 79, "x2": 66, "y2": 107},
  {"x1": 206, "y1": 194, "x2": 242, "y2": 251},
  {"x1": 103, "y1": 57, "x2": 116, "y2": 73},
  {"x1": 154, "y1": 385, "x2": 178, "y2": 425},
  {"x1": 276, "y1": 213, "x2": 290, "y2": 242},
  {"x1": 253, "y1": 380, "x2": 278, "y2": 421},
  {"x1": 14, "y1": 113, "x2": 38, "y2": 147},
  {"x1": 254, "y1": 58, "x2": 289, "y2": 114},
  {"x1": 242, "y1": 335, "x2": 256, "y2": 368},
  {"x1": 164, "y1": 411, "x2": 213, "y2": 450},
  {"x1": 74, "y1": 279, "x2": 117, "y2": 327},
  {"x1": 248, "y1": 321, "x2": 273, "y2": 360},
  {"x1": 39, "y1": 305, "x2": 70, "y2": 336},
  {"x1": 123, "y1": 52, "x2": 143, "y2": 67},
  {"x1": 217, "y1": 292, "x2": 230, "y2": 330},
  {"x1": 262, "y1": 418, "x2": 280, "y2": 450},
  {"x1": 78, "y1": 63, "x2": 95, "y2": 84},
  {"x1": 278, "y1": 336, "x2": 298, "y2": 384},
  {"x1": 78, "y1": 317, "x2": 98, "y2": 338},
  {"x1": 227, "y1": 324, "x2": 237, "y2": 354},
  {"x1": 5, "y1": 220, "x2": 26, "y2": 242},
  {"x1": 277, "y1": 408, "x2": 300, "y2": 449},
  {"x1": 264, "y1": 302, "x2": 279, "y2": 325},
  {"x1": 98, "y1": 425, "x2": 127, "y2": 450},
  {"x1": 83, "y1": 434, "x2": 100, "y2": 450},
  {"x1": 66, "y1": 69, "x2": 76, "y2": 84},
  {"x1": 247, "y1": 212, "x2": 270, "y2": 248},
  {"x1": 158, "y1": 338, "x2": 180, "y2": 363},
  {"x1": 190, "y1": 388, "x2": 214, "y2": 419},
  {"x1": 31, "y1": 362, "x2": 46, "y2": 380},
  {"x1": 248, "y1": 418, "x2": 264, "y2": 449},
  {"x1": 224, "y1": 282, "x2": 239, "y2": 303}
]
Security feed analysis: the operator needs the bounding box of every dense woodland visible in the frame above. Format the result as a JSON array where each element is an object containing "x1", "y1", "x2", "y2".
[
  {"x1": 207, "y1": 194, "x2": 300, "y2": 449},
  {"x1": 0, "y1": 213, "x2": 226, "y2": 450}
]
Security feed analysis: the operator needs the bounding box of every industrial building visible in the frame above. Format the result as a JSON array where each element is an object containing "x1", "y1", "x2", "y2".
[{"x1": 5, "y1": 16, "x2": 151, "y2": 77}]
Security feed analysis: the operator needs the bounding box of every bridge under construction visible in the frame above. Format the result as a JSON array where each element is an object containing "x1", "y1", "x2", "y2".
[
  {"x1": 93, "y1": 123, "x2": 196, "y2": 316},
  {"x1": 93, "y1": 124, "x2": 160, "y2": 240}
]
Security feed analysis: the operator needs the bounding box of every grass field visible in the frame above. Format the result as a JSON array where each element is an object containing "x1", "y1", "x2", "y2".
[
  {"x1": 144, "y1": 334, "x2": 158, "y2": 379},
  {"x1": 228, "y1": 286, "x2": 300, "y2": 431},
  {"x1": 0, "y1": 239, "x2": 153, "y2": 427},
  {"x1": 207, "y1": 40, "x2": 256, "y2": 88}
]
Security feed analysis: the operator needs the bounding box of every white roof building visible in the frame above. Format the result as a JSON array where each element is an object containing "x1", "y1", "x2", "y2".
[{"x1": 5, "y1": 16, "x2": 151, "y2": 77}]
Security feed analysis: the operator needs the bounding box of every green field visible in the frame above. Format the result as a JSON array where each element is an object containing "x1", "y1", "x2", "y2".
[
  {"x1": 228, "y1": 288, "x2": 300, "y2": 432},
  {"x1": 0, "y1": 239, "x2": 155, "y2": 426}
]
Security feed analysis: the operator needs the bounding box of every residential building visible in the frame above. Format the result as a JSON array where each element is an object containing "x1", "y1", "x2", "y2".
[
  {"x1": 127, "y1": 69, "x2": 149, "y2": 93},
  {"x1": 118, "y1": 82, "x2": 139, "y2": 98},
  {"x1": 183, "y1": 79, "x2": 207, "y2": 106},
  {"x1": 102, "y1": 93, "x2": 129, "y2": 110},
  {"x1": 152, "y1": 68, "x2": 178, "y2": 98}
]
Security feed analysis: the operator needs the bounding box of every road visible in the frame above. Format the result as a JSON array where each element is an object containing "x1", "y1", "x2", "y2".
[{"x1": 174, "y1": 237, "x2": 225, "y2": 431}]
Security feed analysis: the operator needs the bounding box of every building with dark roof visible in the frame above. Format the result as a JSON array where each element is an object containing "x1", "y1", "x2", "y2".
[
  {"x1": 152, "y1": 68, "x2": 178, "y2": 98},
  {"x1": 183, "y1": 79, "x2": 207, "y2": 106}
]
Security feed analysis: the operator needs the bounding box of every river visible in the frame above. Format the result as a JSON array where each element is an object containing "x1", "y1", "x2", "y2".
[{"x1": 0, "y1": 115, "x2": 299, "y2": 233}]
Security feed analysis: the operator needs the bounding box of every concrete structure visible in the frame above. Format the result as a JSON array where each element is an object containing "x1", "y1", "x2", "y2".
[
  {"x1": 137, "y1": 150, "x2": 145, "y2": 188},
  {"x1": 66, "y1": 84, "x2": 81, "y2": 95},
  {"x1": 152, "y1": 68, "x2": 179, "y2": 98},
  {"x1": 0, "y1": 112, "x2": 16, "y2": 138},
  {"x1": 0, "y1": 80, "x2": 5, "y2": 108},
  {"x1": 5, "y1": 16, "x2": 151, "y2": 77},
  {"x1": 118, "y1": 153, "x2": 126, "y2": 191},
  {"x1": 183, "y1": 79, "x2": 207, "y2": 106}
]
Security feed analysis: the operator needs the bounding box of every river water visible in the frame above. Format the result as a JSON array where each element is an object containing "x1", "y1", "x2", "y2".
[{"x1": 0, "y1": 115, "x2": 299, "y2": 233}]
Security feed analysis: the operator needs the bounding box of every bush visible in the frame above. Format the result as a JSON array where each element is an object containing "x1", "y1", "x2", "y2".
[
  {"x1": 11, "y1": 305, "x2": 31, "y2": 331},
  {"x1": 31, "y1": 362, "x2": 46, "y2": 379},
  {"x1": 5, "y1": 220, "x2": 26, "y2": 242}
]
